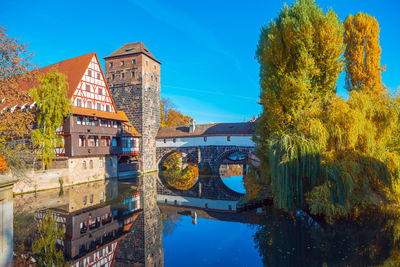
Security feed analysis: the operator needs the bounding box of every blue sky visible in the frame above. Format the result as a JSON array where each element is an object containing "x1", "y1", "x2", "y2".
[{"x1": 1, "y1": 0, "x2": 399, "y2": 124}]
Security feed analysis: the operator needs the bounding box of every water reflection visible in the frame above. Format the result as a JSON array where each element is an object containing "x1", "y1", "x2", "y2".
[
  {"x1": 219, "y1": 164, "x2": 245, "y2": 194},
  {"x1": 7, "y1": 173, "x2": 400, "y2": 266}
]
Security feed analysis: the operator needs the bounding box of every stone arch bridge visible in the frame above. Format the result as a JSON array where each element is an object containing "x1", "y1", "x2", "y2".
[{"x1": 155, "y1": 121, "x2": 259, "y2": 203}]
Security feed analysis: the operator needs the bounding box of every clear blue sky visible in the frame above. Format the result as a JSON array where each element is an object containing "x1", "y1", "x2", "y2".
[{"x1": 1, "y1": 0, "x2": 399, "y2": 124}]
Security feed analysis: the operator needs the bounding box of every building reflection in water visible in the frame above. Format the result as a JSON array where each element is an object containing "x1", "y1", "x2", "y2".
[{"x1": 31, "y1": 173, "x2": 164, "y2": 267}]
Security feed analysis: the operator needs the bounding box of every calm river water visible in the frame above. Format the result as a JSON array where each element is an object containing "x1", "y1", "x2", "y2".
[{"x1": 5, "y1": 173, "x2": 400, "y2": 266}]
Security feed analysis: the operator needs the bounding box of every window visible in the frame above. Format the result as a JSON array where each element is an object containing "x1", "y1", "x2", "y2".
[
  {"x1": 99, "y1": 158, "x2": 103, "y2": 168},
  {"x1": 79, "y1": 136, "x2": 86, "y2": 147},
  {"x1": 88, "y1": 136, "x2": 95, "y2": 147},
  {"x1": 86, "y1": 84, "x2": 90, "y2": 91},
  {"x1": 97, "y1": 104, "x2": 101, "y2": 111},
  {"x1": 95, "y1": 136, "x2": 99, "y2": 146},
  {"x1": 204, "y1": 136, "x2": 207, "y2": 142},
  {"x1": 132, "y1": 59, "x2": 136, "y2": 64},
  {"x1": 113, "y1": 121, "x2": 118, "y2": 128},
  {"x1": 90, "y1": 194, "x2": 93, "y2": 203},
  {"x1": 97, "y1": 73, "x2": 100, "y2": 79},
  {"x1": 131, "y1": 71, "x2": 135, "y2": 78},
  {"x1": 87, "y1": 101, "x2": 92, "y2": 109},
  {"x1": 82, "y1": 161, "x2": 87, "y2": 169},
  {"x1": 88, "y1": 70, "x2": 92, "y2": 77},
  {"x1": 154, "y1": 65, "x2": 156, "y2": 70},
  {"x1": 122, "y1": 72, "x2": 125, "y2": 79},
  {"x1": 83, "y1": 195, "x2": 87, "y2": 205},
  {"x1": 146, "y1": 60, "x2": 149, "y2": 66},
  {"x1": 121, "y1": 60, "x2": 125, "y2": 66},
  {"x1": 98, "y1": 88, "x2": 103, "y2": 95},
  {"x1": 112, "y1": 74, "x2": 115, "y2": 80},
  {"x1": 112, "y1": 138, "x2": 117, "y2": 147},
  {"x1": 77, "y1": 117, "x2": 82, "y2": 125},
  {"x1": 107, "y1": 120, "x2": 111, "y2": 127},
  {"x1": 227, "y1": 136, "x2": 231, "y2": 141},
  {"x1": 173, "y1": 138, "x2": 176, "y2": 143},
  {"x1": 100, "y1": 192, "x2": 104, "y2": 202},
  {"x1": 101, "y1": 137, "x2": 105, "y2": 147},
  {"x1": 106, "y1": 105, "x2": 110, "y2": 112},
  {"x1": 151, "y1": 76, "x2": 153, "y2": 81},
  {"x1": 110, "y1": 62, "x2": 113, "y2": 67},
  {"x1": 77, "y1": 99, "x2": 82, "y2": 107},
  {"x1": 82, "y1": 117, "x2": 86, "y2": 126}
]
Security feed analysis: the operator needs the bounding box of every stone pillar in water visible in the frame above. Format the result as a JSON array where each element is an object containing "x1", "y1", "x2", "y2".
[{"x1": 0, "y1": 176, "x2": 17, "y2": 266}]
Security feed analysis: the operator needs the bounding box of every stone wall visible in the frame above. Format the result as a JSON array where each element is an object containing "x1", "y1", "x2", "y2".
[
  {"x1": 12, "y1": 156, "x2": 118, "y2": 194},
  {"x1": 106, "y1": 51, "x2": 161, "y2": 173}
]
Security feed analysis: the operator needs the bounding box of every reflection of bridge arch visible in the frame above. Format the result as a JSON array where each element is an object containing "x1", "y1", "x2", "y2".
[{"x1": 157, "y1": 148, "x2": 199, "y2": 172}]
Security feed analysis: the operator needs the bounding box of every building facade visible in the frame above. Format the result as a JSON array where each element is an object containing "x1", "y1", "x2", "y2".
[
  {"x1": 3, "y1": 52, "x2": 141, "y2": 192},
  {"x1": 104, "y1": 42, "x2": 161, "y2": 173}
]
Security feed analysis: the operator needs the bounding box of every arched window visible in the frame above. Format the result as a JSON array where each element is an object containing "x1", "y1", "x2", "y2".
[
  {"x1": 82, "y1": 161, "x2": 87, "y2": 169},
  {"x1": 89, "y1": 160, "x2": 93, "y2": 169}
]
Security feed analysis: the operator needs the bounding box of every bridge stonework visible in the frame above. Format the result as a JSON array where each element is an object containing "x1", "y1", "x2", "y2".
[{"x1": 156, "y1": 145, "x2": 255, "y2": 201}]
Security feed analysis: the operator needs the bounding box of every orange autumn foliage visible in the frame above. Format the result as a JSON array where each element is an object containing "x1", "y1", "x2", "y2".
[
  {"x1": 344, "y1": 13, "x2": 385, "y2": 95},
  {"x1": 0, "y1": 155, "x2": 9, "y2": 174},
  {"x1": 160, "y1": 98, "x2": 192, "y2": 127},
  {"x1": 0, "y1": 26, "x2": 36, "y2": 141}
]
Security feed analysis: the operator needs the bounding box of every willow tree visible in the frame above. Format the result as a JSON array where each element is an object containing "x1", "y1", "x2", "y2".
[
  {"x1": 344, "y1": 13, "x2": 385, "y2": 95},
  {"x1": 254, "y1": 0, "x2": 343, "y2": 210},
  {"x1": 30, "y1": 69, "x2": 72, "y2": 169}
]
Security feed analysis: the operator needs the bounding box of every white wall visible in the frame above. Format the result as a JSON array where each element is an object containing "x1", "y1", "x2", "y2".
[{"x1": 156, "y1": 135, "x2": 254, "y2": 148}]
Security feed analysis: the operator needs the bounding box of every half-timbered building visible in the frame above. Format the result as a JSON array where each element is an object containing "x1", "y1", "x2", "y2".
[{"x1": 2, "y1": 52, "x2": 141, "y2": 186}]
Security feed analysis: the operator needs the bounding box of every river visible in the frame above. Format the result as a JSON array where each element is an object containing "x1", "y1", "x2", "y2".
[{"x1": 3, "y1": 173, "x2": 399, "y2": 266}]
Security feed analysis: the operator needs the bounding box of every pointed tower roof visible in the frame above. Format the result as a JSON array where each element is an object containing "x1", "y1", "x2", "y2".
[{"x1": 104, "y1": 42, "x2": 161, "y2": 64}]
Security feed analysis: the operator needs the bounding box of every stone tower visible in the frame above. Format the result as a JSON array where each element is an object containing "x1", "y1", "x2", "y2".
[{"x1": 104, "y1": 42, "x2": 161, "y2": 173}]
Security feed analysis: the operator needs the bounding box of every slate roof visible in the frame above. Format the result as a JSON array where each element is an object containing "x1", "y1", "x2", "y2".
[
  {"x1": 157, "y1": 122, "x2": 255, "y2": 138},
  {"x1": 103, "y1": 42, "x2": 161, "y2": 64}
]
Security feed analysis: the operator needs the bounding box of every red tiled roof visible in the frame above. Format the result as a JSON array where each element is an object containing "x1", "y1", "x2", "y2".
[
  {"x1": 73, "y1": 107, "x2": 129, "y2": 121},
  {"x1": 156, "y1": 122, "x2": 255, "y2": 138},
  {"x1": 19, "y1": 52, "x2": 96, "y2": 99},
  {"x1": 104, "y1": 42, "x2": 161, "y2": 64}
]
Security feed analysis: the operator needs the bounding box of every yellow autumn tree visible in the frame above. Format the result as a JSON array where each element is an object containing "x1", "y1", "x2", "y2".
[
  {"x1": 160, "y1": 98, "x2": 192, "y2": 127},
  {"x1": 344, "y1": 13, "x2": 385, "y2": 95}
]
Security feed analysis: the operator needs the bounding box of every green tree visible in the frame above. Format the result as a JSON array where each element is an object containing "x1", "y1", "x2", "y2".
[
  {"x1": 254, "y1": 0, "x2": 344, "y2": 211},
  {"x1": 255, "y1": 0, "x2": 343, "y2": 136},
  {"x1": 30, "y1": 69, "x2": 72, "y2": 169},
  {"x1": 32, "y1": 214, "x2": 67, "y2": 267}
]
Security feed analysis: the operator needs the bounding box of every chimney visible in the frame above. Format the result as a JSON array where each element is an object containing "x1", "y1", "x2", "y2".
[{"x1": 189, "y1": 119, "x2": 196, "y2": 133}]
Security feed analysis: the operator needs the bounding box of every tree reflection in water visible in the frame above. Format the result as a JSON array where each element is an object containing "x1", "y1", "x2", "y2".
[
  {"x1": 253, "y1": 207, "x2": 400, "y2": 266},
  {"x1": 161, "y1": 212, "x2": 182, "y2": 236}
]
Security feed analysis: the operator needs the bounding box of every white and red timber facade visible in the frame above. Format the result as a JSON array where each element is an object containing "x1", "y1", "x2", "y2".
[{"x1": 3, "y1": 52, "x2": 141, "y2": 192}]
